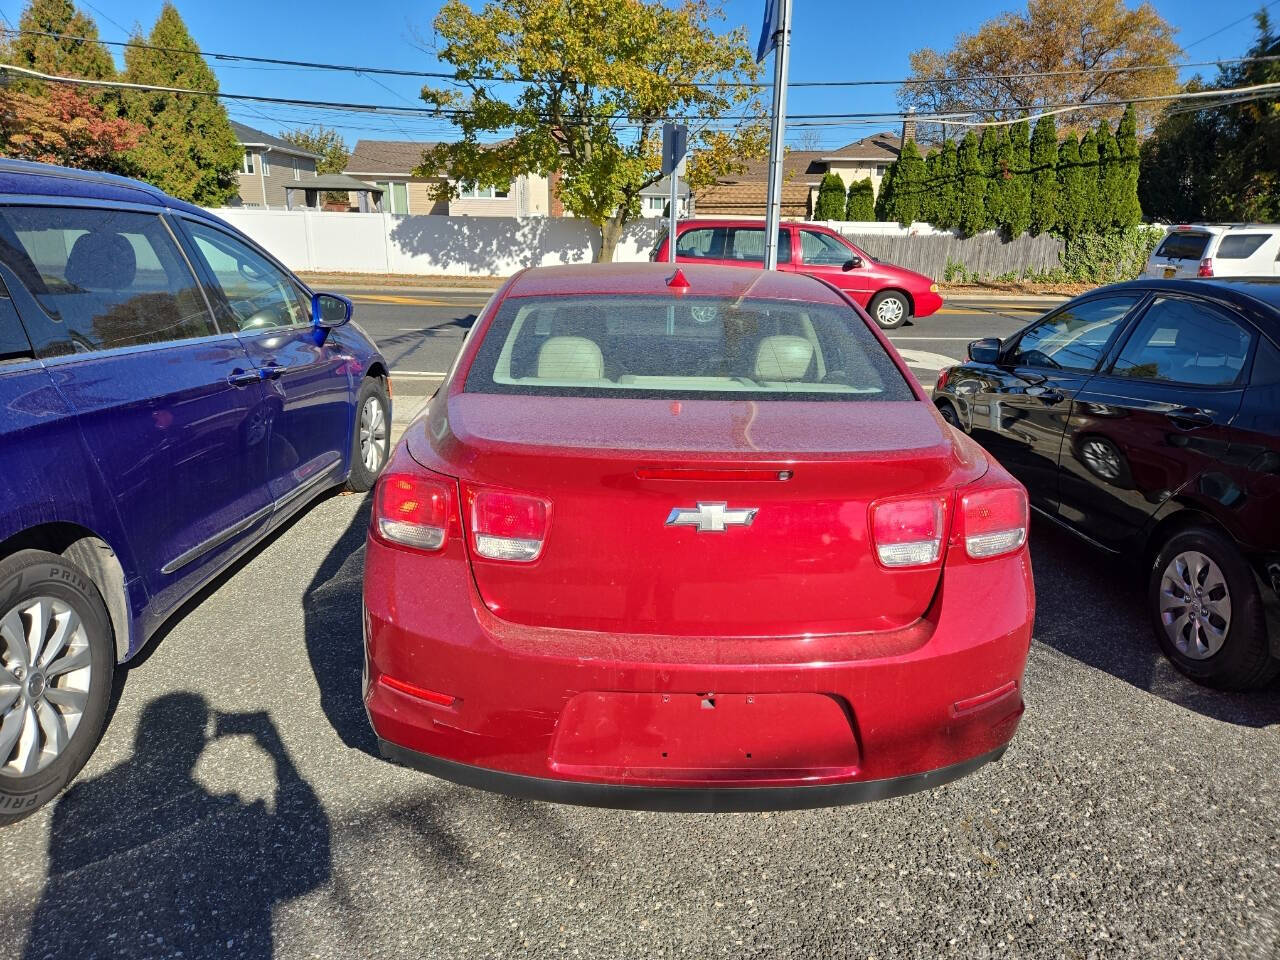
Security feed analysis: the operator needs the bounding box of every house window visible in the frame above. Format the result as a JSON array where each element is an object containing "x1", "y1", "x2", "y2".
[
  {"x1": 875, "y1": 164, "x2": 887, "y2": 177},
  {"x1": 261, "y1": 154, "x2": 271, "y2": 176},
  {"x1": 644, "y1": 196, "x2": 665, "y2": 215},
  {"x1": 374, "y1": 181, "x2": 409, "y2": 214},
  {"x1": 292, "y1": 157, "x2": 301, "y2": 181},
  {"x1": 457, "y1": 182, "x2": 510, "y2": 200},
  {"x1": 242, "y1": 152, "x2": 255, "y2": 175}
]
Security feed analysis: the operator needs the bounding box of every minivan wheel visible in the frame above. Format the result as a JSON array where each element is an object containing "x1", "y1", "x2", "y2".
[
  {"x1": 1149, "y1": 527, "x2": 1279, "y2": 690},
  {"x1": 869, "y1": 291, "x2": 909, "y2": 330},
  {"x1": 0, "y1": 550, "x2": 114, "y2": 825},
  {"x1": 348, "y1": 376, "x2": 391, "y2": 493}
]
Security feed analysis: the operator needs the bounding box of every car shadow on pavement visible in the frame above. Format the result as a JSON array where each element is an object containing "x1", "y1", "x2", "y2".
[
  {"x1": 302, "y1": 496, "x2": 379, "y2": 755},
  {"x1": 1029, "y1": 518, "x2": 1280, "y2": 728},
  {"x1": 23, "y1": 693, "x2": 331, "y2": 960}
]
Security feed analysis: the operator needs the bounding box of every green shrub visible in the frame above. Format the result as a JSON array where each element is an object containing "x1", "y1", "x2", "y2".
[
  {"x1": 1057, "y1": 226, "x2": 1163, "y2": 283},
  {"x1": 814, "y1": 172, "x2": 846, "y2": 221},
  {"x1": 844, "y1": 177, "x2": 874, "y2": 220}
]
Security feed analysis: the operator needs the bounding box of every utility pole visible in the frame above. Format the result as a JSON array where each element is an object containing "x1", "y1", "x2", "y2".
[{"x1": 762, "y1": 0, "x2": 793, "y2": 270}]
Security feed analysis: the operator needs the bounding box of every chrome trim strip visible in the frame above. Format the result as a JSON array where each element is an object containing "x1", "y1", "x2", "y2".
[{"x1": 160, "y1": 504, "x2": 273, "y2": 575}]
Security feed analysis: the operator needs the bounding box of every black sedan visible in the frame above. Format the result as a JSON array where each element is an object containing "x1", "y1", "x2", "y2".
[{"x1": 934, "y1": 278, "x2": 1280, "y2": 690}]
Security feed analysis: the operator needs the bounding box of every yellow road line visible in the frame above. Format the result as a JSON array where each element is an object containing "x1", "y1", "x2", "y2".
[{"x1": 350, "y1": 294, "x2": 454, "y2": 306}]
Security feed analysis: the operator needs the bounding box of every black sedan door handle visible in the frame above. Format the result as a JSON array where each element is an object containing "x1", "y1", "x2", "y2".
[
  {"x1": 227, "y1": 369, "x2": 258, "y2": 388},
  {"x1": 1168, "y1": 406, "x2": 1214, "y2": 429}
]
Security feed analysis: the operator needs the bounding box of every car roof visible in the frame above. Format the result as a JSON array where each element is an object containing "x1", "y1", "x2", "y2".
[
  {"x1": 1082, "y1": 277, "x2": 1280, "y2": 323},
  {"x1": 504, "y1": 261, "x2": 850, "y2": 305},
  {"x1": 0, "y1": 158, "x2": 210, "y2": 218}
]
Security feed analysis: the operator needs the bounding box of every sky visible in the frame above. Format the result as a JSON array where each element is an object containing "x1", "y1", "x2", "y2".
[{"x1": 0, "y1": 0, "x2": 1273, "y2": 149}]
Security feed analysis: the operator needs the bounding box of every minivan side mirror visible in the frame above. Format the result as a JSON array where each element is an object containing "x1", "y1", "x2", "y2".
[
  {"x1": 843, "y1": 256, "x2": 863, "y2": 271},
  {"x1": 968, "y1": 337, "x2": 1001, "y2": 364},
  {"x1": 313, "y1": 292, "x2": 353, "y2": 329}
]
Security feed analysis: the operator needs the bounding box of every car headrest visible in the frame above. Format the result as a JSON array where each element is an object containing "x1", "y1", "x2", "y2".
[
  {"x1": 754, "y1": 335, "x2": 815, "y2": 381},
  {"x1": 536, "y1": 336, "x2": 605, "y2": 381},
  {"x1": 64, "y1": 232, "x2": 137, "y2": 291}
]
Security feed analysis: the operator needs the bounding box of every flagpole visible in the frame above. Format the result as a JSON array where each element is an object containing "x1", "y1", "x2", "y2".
[{"x1": 763, "y1": 0, "x2": 792, "y2": 271}]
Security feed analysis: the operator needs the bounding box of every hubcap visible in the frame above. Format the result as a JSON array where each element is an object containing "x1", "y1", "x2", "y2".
[
  {"x1": 0, "y1": 596, "x2": 93, "y2": 778},
  {"x1": 359, "y1": 396, "x2": 388, "y2": 473},
  {"x1": 876, "y1": 297, "x2": 905, "y2": 326},
  {"x1": 1082, "y1": 439, "x2": 1121, "y2": 480},
  {"x1": 1159, "y1": 551, "x2": 1232, "y2": 660}
]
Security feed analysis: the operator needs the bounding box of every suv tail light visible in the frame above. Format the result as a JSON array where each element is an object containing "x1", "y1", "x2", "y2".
[
  {"x1": 870, "y1": 496, "x2": 947, "y2": 567},
  {"x1": 373, "y1": 471, "x2": 452, "y2": 551},
  {"x1": 1198, "y1": 257, "x2": 1214, "y2": 277},
  {"x1": 467, "y1": 487, "x2": 551, "y2": 562},
  {"x1": 960, "y1": 484, "x2": 1028, "y2": 559}
]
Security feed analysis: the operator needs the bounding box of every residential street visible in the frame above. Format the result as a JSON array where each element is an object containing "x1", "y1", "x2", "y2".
[{"x1": 1, "y1": 487, "x2": 1276, "y2": 959}]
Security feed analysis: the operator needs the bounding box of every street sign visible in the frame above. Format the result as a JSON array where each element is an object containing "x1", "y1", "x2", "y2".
[
  {"x1": 757, "y1": 0, "x2": 781, "y2": 62},
  {"x1": 661, "y1": 123, "x2": 688, "y2": 176}
]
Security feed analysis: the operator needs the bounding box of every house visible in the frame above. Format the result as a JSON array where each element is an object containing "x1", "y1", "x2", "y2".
[
  {"x1": 343, "y1": 140, "x2": 552, "y2": 216},
  {"x1": 694, "y1": 118, "x2": 914, "y2": 220},
  {"x1": 638, "y1": 175, "x2": 691, "y2": 219},
  {"x1": 230, "y1": 122, "x2": 320, "y2": 209}
]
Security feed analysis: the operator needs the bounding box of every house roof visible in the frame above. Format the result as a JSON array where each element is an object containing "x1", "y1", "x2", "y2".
[
  {"x1": 345, "y1": 139, "x2": 441, "y2": 176},
  {"x1": 284, "y1": 174, "x2": 382, "y2": 193},
  {"x1": 822, "y1": 131, "x2": 902, "y2": 162},
  {"x1": 230, "y1": 122, "x2": 321, "y2": 159},
  {"x1": 640, "y1": 175, "x2": 691, "y2": 198},
  {"x1": 714, "y1": 150, "x2": 828, "y2": 188},
  {"x1": 693, "y1": 181, "x2": 811, "y2": 220}
]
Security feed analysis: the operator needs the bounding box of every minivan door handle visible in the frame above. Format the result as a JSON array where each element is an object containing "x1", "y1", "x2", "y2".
[
  {"x1": 1168, "y1": 406, "x2": 1214, "y2": 429},
  {"x1": 227, "y1": 369, "x2": 258, "y2": 388}
]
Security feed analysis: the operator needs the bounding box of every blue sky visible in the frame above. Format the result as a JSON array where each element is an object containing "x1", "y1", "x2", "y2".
[{"x1": 2, "y1": 0, "x2": 1272, "y2": 149}]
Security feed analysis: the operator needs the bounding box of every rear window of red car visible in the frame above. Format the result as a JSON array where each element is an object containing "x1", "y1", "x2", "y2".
[{"x1": 464, "y1": 294, "x2": 913, "y2": 401}]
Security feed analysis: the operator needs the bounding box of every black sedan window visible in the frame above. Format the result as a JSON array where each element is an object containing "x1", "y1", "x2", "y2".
[
  {"x1": 1110, "y1": 297, "x2": 1253, "y2": 387},
  {"x1": 1007, "y1": 296, "x2": 1139, "y2": 372}
]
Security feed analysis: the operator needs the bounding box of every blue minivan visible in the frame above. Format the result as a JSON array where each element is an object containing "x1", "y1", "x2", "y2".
[{"x1": 0, "y1": 160, "x2": 390, "y2": 821}]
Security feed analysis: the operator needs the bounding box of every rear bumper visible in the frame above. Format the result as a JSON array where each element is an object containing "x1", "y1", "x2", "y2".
[
  {"x1": 363, "y1": 530, "x2": 1033, "y2": 806},
  {"x1": 379, "y1": 739, "x2": 1010, "y2": 812},
  {"x1": 912, "y1": 290, "x2": 944, "y2": 318}
]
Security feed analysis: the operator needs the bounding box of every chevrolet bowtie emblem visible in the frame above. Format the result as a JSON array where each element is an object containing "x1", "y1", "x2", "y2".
[{"x1": 665, "y1": 502, "x2": 759, "y2": 533}]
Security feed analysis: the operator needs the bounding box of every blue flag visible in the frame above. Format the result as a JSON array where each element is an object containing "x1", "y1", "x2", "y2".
[{"x1": 756, "y1": 0, "x2": 780, "y2": 62}]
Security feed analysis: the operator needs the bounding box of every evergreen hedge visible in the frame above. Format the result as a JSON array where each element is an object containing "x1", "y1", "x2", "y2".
[
  {"x1": 845, "y1": 177, "x2": 874, "y2": 221},
  {"x1": 814, "y1": 172, "x2": 847, "y2": 221}
]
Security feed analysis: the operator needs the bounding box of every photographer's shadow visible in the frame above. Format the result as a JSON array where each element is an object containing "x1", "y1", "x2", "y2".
[{"x1": 24, "y1": 693, "x2": 330, "y2": 960}]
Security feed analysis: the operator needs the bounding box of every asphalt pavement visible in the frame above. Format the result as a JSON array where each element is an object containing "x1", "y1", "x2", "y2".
[{"x1": 0, "y1": 492, "x2": 1276, "y2": 958}]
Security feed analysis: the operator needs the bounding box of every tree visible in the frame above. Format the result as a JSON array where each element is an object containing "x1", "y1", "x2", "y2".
[
  {"x1": 1114, "y1": 103, "x2": 1142, "y2": 228},
  {"x1": 0, "y1": 86, "x2": 142, "y2": 171},
  {"x1": 898, "y1": 0, "x2": 1181, "y2": 136},
  {"x1": 279, "y1": 126, "x2": 348, "y2": 174},
  {"x1": 978, "y1": 127, "x2": 1003, "y2": 228},
  {"x1": 1140, "y1": 13, "x2": 1279, "y2": 223},
  {"x1": 874, "y1": 162, "x2": 895, "y2": 221},
  {"x1": 1056, "y1": 132, "x2": 1086, "y2": 239},
  {"x1": 1004, "y1": 119, "x2": 1032, "y2": 237},
  {"x1": 1028, "y1": 114, "x2": 1059, "y2": 234},
  {"x1": 920, "y1": 150, "x2": 939, "y2": 224},
  {"x1": 419, "y1": 0, "x2": 763, "y2": 262},
  {"x1": 121, "y1": 3, "x2": 242, "y2": 205},
  {"x1": 4, "y1": 0, "x2": 115, "y2": 89},
  {"x1": 1077, "y1": 129, "x2": 1101, "y2": 232},
  {"x1": 892, "y1": 139, "x2": 926, "y2": 225},
  {"x1": 932, "y1": 138, "x2": 959, "y2": 228},
  {"x1": 955, "y1": 130, "x2": 987, "y2": 236},
  {"x1": 845, "y1": 177, "x2": 874, "y2": 221},
  {"x1": 814, "y1": 172, "x2": 846, "y2": 221}
]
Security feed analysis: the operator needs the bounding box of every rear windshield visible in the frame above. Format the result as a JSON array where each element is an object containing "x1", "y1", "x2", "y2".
[
  {"x1": 464, "y1": 295, "x2": 913, "y2": 401},
  {"x1": 1156, "y1": 233, "x2": 1210, "y2": 260}
]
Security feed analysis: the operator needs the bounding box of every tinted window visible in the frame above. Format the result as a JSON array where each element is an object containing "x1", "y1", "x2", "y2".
[
  {"x1": 1216, "y1": 234, "x2": 1270, "y2": 259},
  {"x1": 1008, "y1": 296, "x2": 1139, "y2": 372},
  {"x1": 465, "y1": 294, "x2": 911, "y2": 401},
  {"x1": 182, "y1": 221, "x2": 310, "y2": 330},
  {"x1": 800, "y1": 230, "x2": 853, "y2": 266},
  {"x1": 1155, "y1": 233, "x2": 1210, "y2": 260},
  {"x1": 0, "y1": 296, "x2": 32, "y2": 362},
  {"x1": 723, "y1": 227, "x2": 790, "y2": 264},
  {"x1": 0, "y1": 206, "x2": 215, "y2": 357},
  {"x1": 675, "y1": 228, "x2": 723, "y2": 259},
  {"x1": 1110, "y1": 297, "x2": 1253, "y2": 387},
  {"x1": 1251, "y1": 336, "x2": 1280, "y2": 385}
]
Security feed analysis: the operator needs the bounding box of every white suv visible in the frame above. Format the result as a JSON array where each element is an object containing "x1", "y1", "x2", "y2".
[{"x1": 1145, "y1": 224, "x2": 1280, "y2": 279}]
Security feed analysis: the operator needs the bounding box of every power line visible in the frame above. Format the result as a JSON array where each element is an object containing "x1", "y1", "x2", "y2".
[{"x1": 1184, "y1": 0, "x2": 1278, "y2": 50}]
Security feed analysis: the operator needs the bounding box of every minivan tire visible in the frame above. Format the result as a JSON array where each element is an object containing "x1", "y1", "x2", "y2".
[
  {"x1": 0, "y1": 550, "x2": 115, "y2": 825},
  {"x1": 1148, "y1": 527, "x2": 1279, "y2": 690},
  {"x1": 347, "y1": 376, "x2": 391, "y2": 493},
  {"x1": 868, "y1": 291, "x2": 909, "y2": 330}
]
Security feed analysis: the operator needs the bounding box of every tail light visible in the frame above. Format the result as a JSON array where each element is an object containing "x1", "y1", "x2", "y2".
[
  {"x1": 959, "y1": 484, "x2": 1028, "y2": 559},
  {"x1": 466, "y1": 487, "x2": 550, "y2": 562},
  {"x1": 935, "y1": 367, "x2": 951, "y2": 392},
  {"x1": 870, "y1": 496, "x2": 947, "y2": 567},
  {"x1": 1198, "y1": 257, "x2": 1214, "y2": 277},
  {"x1": 373, "y1": 471, "x2": 451, "y2": 551}
]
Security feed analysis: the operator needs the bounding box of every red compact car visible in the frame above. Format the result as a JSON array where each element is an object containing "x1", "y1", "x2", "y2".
[
  {"x1": 652, "y1": 219, "x2": 943, "y2": 330},
  {"x1": 363, "y1": 263, "x2": 1032, "y2": 811}
]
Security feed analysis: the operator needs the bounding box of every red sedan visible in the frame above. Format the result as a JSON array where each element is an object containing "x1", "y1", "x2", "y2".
[
  {"x1": 363, "y1": 263, "x2": 1032, "y2": 811},
  {"x1": 652, "y1": 219, "x2": 944, "y2": 329}
]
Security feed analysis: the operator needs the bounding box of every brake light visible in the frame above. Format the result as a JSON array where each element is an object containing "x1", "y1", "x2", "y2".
[
  {"x1": 1198, "y1": 257, "x2": 1214, "y2": 277},
  {"x1": 935, "y1": 367, "x2": 950, "y2": 392},
  {"x1": 870, "y1": 496, "x2": 947, "y2": 567},
  {"x1": 468, "y1": 488, "x2": 551, "y2": 562},
  {"x1": 960, "y1": 484, "x2": 1028, "y2": 559},
  {"x1": 373, "y1": 472, "x2": 451, "y2": 551}
]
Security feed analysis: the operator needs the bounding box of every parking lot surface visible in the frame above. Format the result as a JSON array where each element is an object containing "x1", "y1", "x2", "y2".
[{"x1": 2, "y1": 488, "x2": 1276, "y2": 959}]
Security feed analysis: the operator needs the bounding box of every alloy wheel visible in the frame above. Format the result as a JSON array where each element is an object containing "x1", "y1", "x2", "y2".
[
  {"x1": 1081, "y1": 438, "x2": 1121, "y2": 481},
  {"x1": 1159, "y1": 550, "x2": 1232, "y2": 660},
  {"x1": 360, "y1": 396, "x2": 388, "y2": 473},
  {"x1": 0, "y1": 596, "x2": 93, "y2": 777}
]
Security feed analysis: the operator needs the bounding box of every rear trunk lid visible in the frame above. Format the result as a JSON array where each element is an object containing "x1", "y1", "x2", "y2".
[{"x1": 410, "y1": 395, "x2": 985, "y2": 637}]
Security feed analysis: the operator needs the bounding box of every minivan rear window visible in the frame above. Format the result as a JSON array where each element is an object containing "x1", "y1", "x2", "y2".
[
  {"x1": 1216, "y1": 234, "x2": 1270, "y2": 259},
  {"x1": 465, "y1": 295, "x2": 912, "y2": 401},
  {"x1": 1156, "y1": 233, "x2": 1210, "y2": 260}
]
